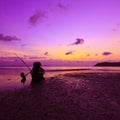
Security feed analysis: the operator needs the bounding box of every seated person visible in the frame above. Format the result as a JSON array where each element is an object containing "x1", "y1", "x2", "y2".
[{"x1": 31, "y1": 62, "x2": 45, "y2": 82}]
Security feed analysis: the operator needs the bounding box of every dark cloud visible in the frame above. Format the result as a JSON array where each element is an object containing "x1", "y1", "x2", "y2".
[
  {"x1": 102, "y1": 52, "x2": 112, "y2": 56},
  {"x1": 70, "y1": 38, "x2": 84, "y2": 45},
  {"x1": 0, "y1": 33, "x2": 21, "y2": 42},
  {"x1": 57, "y1": 3, "x2": 68, "y2": 11},
  {"x1": 29, "y1": 10, "x2": 47, "y2": 26},
  {"x1": 44, "y1": 52, "x2": 48, "y2": 56},
  {"x1": 65, "y1": 51, "x2": 73, "y2": 55}
]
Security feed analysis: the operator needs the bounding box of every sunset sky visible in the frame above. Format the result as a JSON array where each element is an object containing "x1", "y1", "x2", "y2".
[{"x1": 0, "y1": 0, "x2": 120, "y2": 66}]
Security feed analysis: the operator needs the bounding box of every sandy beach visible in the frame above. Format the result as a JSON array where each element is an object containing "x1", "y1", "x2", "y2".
[{"x1": 0, "y1": 72, "x2": 120, "y2": 120}]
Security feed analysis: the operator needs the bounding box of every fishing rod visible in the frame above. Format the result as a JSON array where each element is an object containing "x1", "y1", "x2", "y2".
[{"x1": 14, "y1": 53, "x2": 31, "y2": 71}]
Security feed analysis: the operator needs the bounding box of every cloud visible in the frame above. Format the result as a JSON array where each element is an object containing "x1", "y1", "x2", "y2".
[
  {"x1": 65, "y1": 51, "x2": 73, "y2": 55},
  {"x1": 70, "y1": 38, "x2": 84, "y2": 45},
  {"x1": 28, "y1": 56, "x2": 46, "y2": 59},
  {"x1": 102, "y1": 52, "x2": 112, "y2": 56},
  {"x1": 117, "y1": 23, "x2": 120, "y2": 26},
  {"x1": 0, "y1": 33, "x2": 21, "y2": 42},
  {"x1": 95, "y1": 54, "x2": 99, "y2": 56},
  {"x1": 48, "y1": 2, "x2": 69, "y2": 12},
  {"x1": 23, "y1": 55, "x2": 28, "y2": 58},
  {"x1": 112, "y1": 28, "x2": 117, "y2": 32},
  {"x1": 57, "y1": 3, "x2": 68, "y2": 11},
  {"x1": 87, "y1": 54, "x2": 90, "y2": 56},
  {"x1": 112, "y1": 23, "x2": 120, "y2": 32},
  {"x1": 29, "y1": 10, "x2": 47, "y2": 26},
  {"x1": 0, "y1": 57, "x2": 18, "y2": 61},
  {"x1": 44, "y1": 52, "x2": 48, "y2": 56},
  {"x1": 21, "y1": 44, "x2": 27, "y2": 47}
]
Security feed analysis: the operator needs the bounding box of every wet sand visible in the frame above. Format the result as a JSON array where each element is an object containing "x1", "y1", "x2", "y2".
[{"x1": 0, "y1": 72, "x2": 120, "y2": 120}]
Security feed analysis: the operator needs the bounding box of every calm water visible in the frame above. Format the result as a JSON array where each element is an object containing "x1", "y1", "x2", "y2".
[{"x1": 0, "y1": 66, "x2": 120, "y2": 91}]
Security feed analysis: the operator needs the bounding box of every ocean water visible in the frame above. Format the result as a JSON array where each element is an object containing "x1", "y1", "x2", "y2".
[{"x1": 0, "y1": 66, "x2": 120, "y2": 91}]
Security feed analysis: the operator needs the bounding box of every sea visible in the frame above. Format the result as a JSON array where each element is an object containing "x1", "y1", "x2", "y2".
[{"x1": 0, "y1": 66, "x2": 120, "y2": 91}]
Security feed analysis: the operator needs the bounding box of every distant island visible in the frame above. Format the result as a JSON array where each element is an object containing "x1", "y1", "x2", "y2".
[{"x1": 94, "y1": 62, "x2": 120, "y2": 67}]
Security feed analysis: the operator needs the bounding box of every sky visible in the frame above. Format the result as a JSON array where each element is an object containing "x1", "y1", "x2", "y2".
[{"x1": 0, "y1": 0, "x2": 120, "y2": 66}]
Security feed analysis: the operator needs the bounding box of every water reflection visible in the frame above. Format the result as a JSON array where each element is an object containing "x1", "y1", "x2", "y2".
[{"x1": 0, "y1": 66, "x2": 120, "y2": 91}]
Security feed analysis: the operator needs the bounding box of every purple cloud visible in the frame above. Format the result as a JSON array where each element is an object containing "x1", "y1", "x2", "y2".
[
  {"x1": 0, "y1": 33, "x2": 20, "y2": 42},
  {"x1": 23, "y1": 55, "x2": 28, "y2": 58},
  {"x1": 28, "y1": 56, "x2": 46, "y2": 59},
  {"x1": 65, "y1": 51, "x2": 73, "y2": 55},
  {"x1": 21, "y1": 44, "x2": 27, "y2": 47},
  {"x1": 102, "y1": 52, "x2": 112, "y2": 56},
  {"x1": 70, "y1": 38, "x2": 84, "y2": 45},
  {"x1": 0, "y1": 56, "x2": 18, "y2": 60},
  {"x1": 44, "y1": 52, "x2": 48, "y2": 56},
  {"x1": 112, "y1": 23, "x2": 120, "y2": 32},
  {"x1": 112, "y1": 28, "x2": 117, "y2": 32},
  {"x1": 57, "y1": 3, "x2": 68, "y2": 11},
  {"x1": 29, "y1": 10, "x2": 47, "y2": 26}
]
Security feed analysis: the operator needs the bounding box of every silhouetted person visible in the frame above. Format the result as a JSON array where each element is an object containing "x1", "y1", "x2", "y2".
[
  {"x1": 20, "y1": 72, "x2": 26, "y2": 84},
  {"x1": 31, "y1": 62, "x2": 45, "y2": 82}
]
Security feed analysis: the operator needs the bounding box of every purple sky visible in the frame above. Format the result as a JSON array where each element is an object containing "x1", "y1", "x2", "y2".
[{"x1": 0, "y1": 0, "x2": 120, "y2": 66}]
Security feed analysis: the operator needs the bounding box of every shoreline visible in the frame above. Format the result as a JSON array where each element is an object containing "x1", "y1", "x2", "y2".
[{"x1": 0, "y1": 72, "x2": 120, "y2": 120}]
